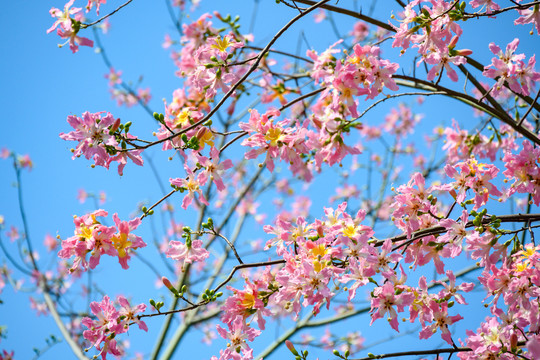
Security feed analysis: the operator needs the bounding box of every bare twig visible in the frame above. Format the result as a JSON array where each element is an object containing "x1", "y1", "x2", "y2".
[
  {"x1": 518, "y1": 88, "x2": 540, "y2": 127},
  {"x1": 81, "y1": 0, "x2": 135, "y2": 28}
]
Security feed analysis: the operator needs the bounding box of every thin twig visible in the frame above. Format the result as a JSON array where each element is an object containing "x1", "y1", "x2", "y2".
[
  {"x1": 462, "y1": 1, "x2": 540, "y2": 18},
  {"x1": 81, "y1": 0, "x2": 135, "y2": 28},
  {"x1": 134, "y1": 0, "x2": 331, "y2": 152},
  {"x1": 291, "y1": 0, "x2": 394, "y2": 32},
  {"x1": 518, "y1": 88, "x2": 540, "y2": 127},
  {"x1": 386, "y1": 213, "x2": 540, "y2": 249},
  {"x1": 140, "y1": 190, "x2": 176, "y2": 220}
]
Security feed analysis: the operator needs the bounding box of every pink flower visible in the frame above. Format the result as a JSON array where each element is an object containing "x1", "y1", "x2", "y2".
[
  {"x1": 162, "y1": 34, "x2": 174, "y2": 49},
  {"x1": 43, "y1": 234, "x2": 58, "y2": 252},
  {"x1": 370, "y1": 282, "x2": 414, "y2": 331},
  {"x1": 29, "y1": 296, "x2": 48, "y2": 316},
  {"x1": 425, "y1": 47, "x2": 467, "y2": 82},
  {"x1": 514, "y1": 3, "x2": 540, "y2": 35},
  {"x1": 166, "y1": 239, "x2": 209, "y2": 265},
  {"x1": 56, "y1": 25, "x2": 94, "y2": 54},
  {"x1": 82, "y1": 295, "x2": 123, "y2": 359},
  {"x1": 216, "y1": 316, "x2": 261, "y2": 360},
  {"x1": 527, "y1": 334, "x2": 540, "y2": 358},
  {"x1": 0, "y1": 350, "x2": 14, "y2": 360},
  {"x1": 313, "y1": 9, "x2": 326, "y2": 23},
  {"x1": 438, "y1": 210, "x2": 470, "y2": 258},
  {"x1": 503, "y1": 141, "x2": 540, "y2": 205},
  {"x1": 391, "y1": 172, "x2": 434, "y2": 238},
  {"x1": 111, "y1": 214, "x2": 147, "y2": 269},
  {"x1": 86, "y1": 0, "x2": 107, "y2": 15},
  {"x1": 6, "y1": 226, "x2": 20, "y2": 242},
  {"x1": 170, "y1": 164, "x2": 209, "y2": 210},
  {"x1": 197, "y1": 147, "x2": 233, "y2": 192},
  {"x1": 17, "y1": 154, "x2": 33, "y2": 170},
  {"x1": 82, "y1": 295, "x2": 147, "y2": 359},
  {"x1": 483, "y1": 39, "x2": 539, "y2": 96},
  {"x1": 98, "y1": 191, "x2": 107, "y2": 205},
  {"x1": 350, "y1": 21, "x2": 369, "y2": 42},
  {"x1": 47, "y1": 0, "x2": 81, "y2": 34},
  {"x1": 514, "y1": 55, "x2": 540, "y2": 97},
  {"x1": 418, "y1": 301, "x2": 463, "y2": 345},
  {"x1": 437, "y1": 270, "x2": 474, "y2": 305},
  {"x1": 339, "y1": 257, "x2": 374, "y2": 301},
  {"x1": 206, "y1": 34, "x2": 244, "y2": 60},
  {"x1": 60, "y1": 112, "x2": 117, "y2": 167},
  {"x1": 46, "y1": 1, "x2": 98, "y2": 53},
  {"x1": 86, "y1": 224, "x2": 117, "y2": 269},
  {"x1": 109, "y1": 147, "x2": 144, "y2": 176},
  {"x1": 459, "y1": 316, "x2": 511, "y2": 358},
  {"x1": 58, "y1": 210, "x2": 147, "y2": 272},
  {"x1": 116, "y1": 295, "x2": 147, "y2": 332},
  {"x1": 442, "y1": 159, "x2": 502, "y2": 210},
  {"x1": 0, "y1": 148, "x2": 9, "y2": 159},
  {"x1": 104, "y1": 67, "x2": 122, "y2": 86},
  {"x1": 221, "y1": 278, "x2": 272, "y2": 330},
  {"x1": 60, "y1": 112, "x2": 143, "y2": 173},
  {"x1": 469, "y1": 0, "x2": 500, "y2": 13}
]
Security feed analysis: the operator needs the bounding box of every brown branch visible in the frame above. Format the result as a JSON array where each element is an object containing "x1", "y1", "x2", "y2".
[
  {"x1": 291, "y1": 0, "x2": 395, "y2": 32},
  {"x1": 244, "y1": 45, "x2": 314, "y2": 64},
  {"x1": 393, "y1": 74, "x2": 540, "y2": 145},
  {"x1": 518, "y1": 88, "x2": 540, "y2": 127},
  {"x1": 380, "y1": 213, "x2": 540, "y2": 248},
  {"x1": 81, "y1": 0, "x2": 135, "y2": 28},
  {"x1": 130, "y1": 0, "x2": 331, "y2": 152},
  {"x1": 465, "y1": 56, "x2": 540, "y2": 114},
  {"x1": 462, "y1": 1, "x2": 540, "y2": 18},
  {"x1": 351, "y1": 346, "x2": 472, "y2": 359},
  {"x1": 138, "y1": 259, "x2": 285, "y2": 320}
]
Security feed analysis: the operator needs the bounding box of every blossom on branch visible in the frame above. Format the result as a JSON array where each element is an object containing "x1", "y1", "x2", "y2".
[
  {"x1": 60, "y1": 111, "x2": 144, "y2": 175},
  {"x1": 58, "y1": 210, "x2": 146, "y2": 272},
  {"x1": 47, "y1": 1, "x2": 93, "y2": 53},
  {"x1": 82, "y1": 295, "x2": 147, "y2": 359}
]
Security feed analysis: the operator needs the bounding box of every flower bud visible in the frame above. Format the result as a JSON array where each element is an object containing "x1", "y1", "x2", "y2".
[
  {"x1": 449, "y1": 35, "x2": 459, "y2": 49},
  {"x1": 162, "y1": 276, "x2": 174, "y2": 290},
  {"x1": 456, "y1": 49, "x2": 473, "y2": 56},
  {"x1": 162, "y1": 277, "x2": 179, "y2": 297},
  {"x1": 110, "y1": 118, "x2": 121, "y2": 133},
  {"x1": 285, "y1": 340, "x2": 299, "y2": 356},
  {"x1": 510, "y1": 332, "x2": 518, "y2": 350}
]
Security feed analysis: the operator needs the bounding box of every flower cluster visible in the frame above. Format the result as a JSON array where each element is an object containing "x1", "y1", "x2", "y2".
[
  {"x1": 503, "y1": 140, "x2": 540, "y2": 205},
  {"x1": 47, "y1": 0, "x2": 94, "y2": 53},
  {"x1": 391, "y1": 0, "x2": 472, "y2": 82},
  {"x1": 391, "y1": 172, "x2": 438, "y2": 238},
  {"x1": 460, "y1": 244, "x2": 540, "y2": 359},
  {"x1": 309, "y1": 42, "x2": 400, "y2": 116},
  {"x1": 483, "y1": 38, "x2": 540, "y2": 97},
  {"x1": 209, "y1": 201, "x2": 481, "y2": 357},
  {"x1": 443, "y1": 119, "x2": 499, "y2": 163},
  {"x1": 82, "y1": 295, "x2": 147, "y2": 359},
  {"x1": 58, "y1": 210, "x2": 146, "y2": 272},
  {"x1": 166, "y1": 146, "x2": 233, "y2": 213},
  {"x1": 104, "y1": 68, "x2": 152, "y2": 108},
  {"x1": 514, "y1": 3, "x2": 540, "y2": 35},
  {"x1": 166, "y1": 237, "x2": 209, "y2": 267},
  {"x1": 240, "y1": 108, "x2": 305, "y2": 174},
  {"x1": 37, "y1": 1, "x2": 540, "y2": 359},
  {"x1": 59, "y1": 111, "x2": 143, "y2": 175},
  {"x1": 383, "y1": 103, "x2": 422, "y2": 139},
  {"x1": 166, "y1": 13, "x2": 249, "y2": 103},
  {"x1": 214, "y1": 316, "x2": 261, "y2": 360},
  {"x1": 442, "y1": 159, "x2": 502, "y2": 210},
  {"x1": 240, "y1": 106, "x2": 362, "y2": 179}
]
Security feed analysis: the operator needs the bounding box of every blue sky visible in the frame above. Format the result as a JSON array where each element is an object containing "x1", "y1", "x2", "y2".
[{"x1": 0, "y1": 0, "x2": 539, "y2": 359}]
